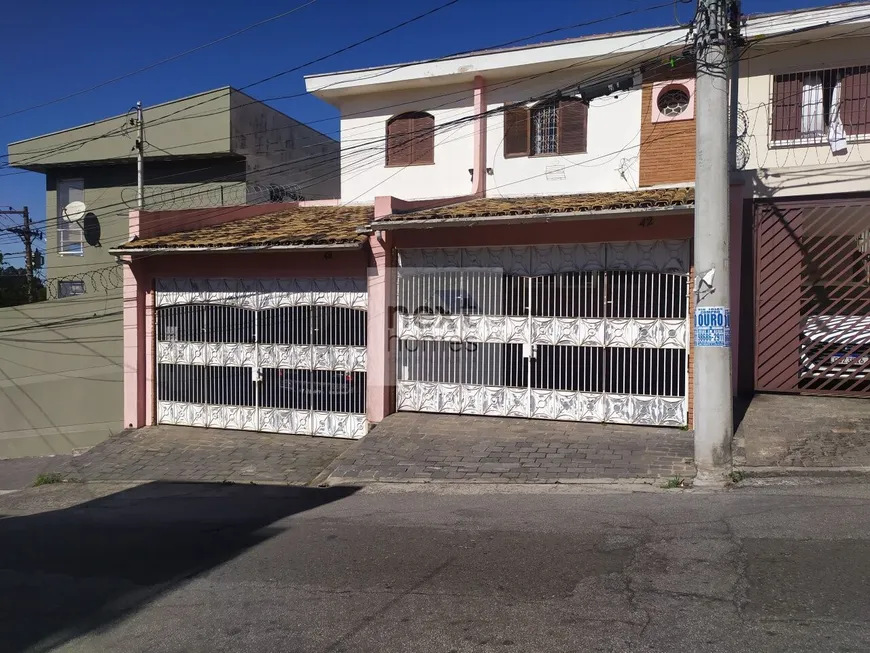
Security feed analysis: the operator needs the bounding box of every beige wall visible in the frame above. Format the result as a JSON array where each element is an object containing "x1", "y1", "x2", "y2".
[
  {"x1": 230, "y1": 90, "x2": 340, "y2": 200},
  {"x1": 0, "y1": 295, "x2": 123, "y2": 458},
  {"x1": 8, "y1": 88, "x2": 233, "y2": 168},
  {"x1": 740, "y1": 36, "x2": 870, "y2": 198}
]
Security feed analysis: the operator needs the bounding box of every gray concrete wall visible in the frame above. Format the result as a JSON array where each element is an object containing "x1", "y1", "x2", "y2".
[
  {"x1": 230, "y1": 90, "x2": 340, "y2": 200},
  {"x1": 8, "y1": 88, "x2": 233, "y2": 168},
  {"x1": 0, "y1": 295, "x2": 123, "y2": 458}
]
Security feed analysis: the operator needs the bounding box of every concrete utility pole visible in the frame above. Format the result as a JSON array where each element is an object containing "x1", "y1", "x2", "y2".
[
  {"x1": 1, "y1": 206, "x2": 41, "y2": 303},
  {"x1": 135, "y1": 101, "x2": 145, "y2": 210},
  {"x1": 693, "y1": 0, "x2": 734, "y2": 484}
]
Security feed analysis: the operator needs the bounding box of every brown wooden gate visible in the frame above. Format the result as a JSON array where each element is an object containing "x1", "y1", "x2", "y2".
[{"x1": 755, "y1": 199, "x2": 870, "y2": 396}]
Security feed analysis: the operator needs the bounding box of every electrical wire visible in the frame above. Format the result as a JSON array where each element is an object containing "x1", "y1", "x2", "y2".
[
  {"x1": 0, "y1": 33, "x2": 690, "y2": 250},
  {"x1": 8, "y1": 6, "x2": 866, "y2": 258},
  {"x1": 0, "y1": 0, "x2": 322, "y2": 120},
  {"x1": 2, "y1": 0, "x2": 679, "y2": 172}
]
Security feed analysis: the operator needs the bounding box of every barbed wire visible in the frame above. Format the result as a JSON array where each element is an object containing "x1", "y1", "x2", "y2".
[
  {"x1": 117, "y1": 182, "x2": 304, "y2": 211},
  {"x1": 42, "y1": 264, "x2": 124, "y2": 301}
]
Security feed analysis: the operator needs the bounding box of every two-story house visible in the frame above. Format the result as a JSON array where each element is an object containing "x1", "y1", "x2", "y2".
[
  {"x1": 0, "y1": 88, "x2": 339, "y2": 457},
  {"x1": 108, "y1": 4, "x2": 870, "y2": 448}
]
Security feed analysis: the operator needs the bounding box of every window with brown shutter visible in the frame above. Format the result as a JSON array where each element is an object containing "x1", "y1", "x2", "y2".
[
  {"x1": 557, "y1": 99, "x2": 588, "y2": 154},
  {"x1": 385, "y1": 112, "x2": 434, "y2": 166},
  {"x1": 772, "y1": 76, "x2": 802, "y2": 142},
  {"x1": 504, "y1": 106, "x2": 530, "y2": 157},
  {"x1": 842, "y1": 68, "x2": 870, "y2": 136},
  {"x1": 504, "y1": 99, "x2": 588, "y2": 158},
  {"x1": 771, "y1": 66, "x2": 870, "y2": 144}
]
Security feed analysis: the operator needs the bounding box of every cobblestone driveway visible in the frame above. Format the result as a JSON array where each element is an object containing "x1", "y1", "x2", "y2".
[
  {"x1": 59, "y1": 426, "x2": 353, "y2": 486},
  {"x1": 323, "y1": 413, "x2": 695, "y2": 484}
]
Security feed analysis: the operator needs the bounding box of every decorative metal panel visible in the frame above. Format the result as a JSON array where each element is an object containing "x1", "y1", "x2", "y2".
[
  {"x1": 156, "y1": 277, "x2": 367, "y2": 310},
  {"x1": 397, "y1": 240, "x2": 687, "y2": 275},
  {"x1": 158, "y1": 342, "x2": 367, "y2": 371},
  {"x1": 398, "y1": 381, "x2": 686, "y2": 426},
  {"x1": 155, "y1": 276, "x2": 368, "y2": 438},
  {"x1": 259, "y1": 408, "x2": 367, "y2": 439},
  {"x1": 158, "y1": 402, "x2": 257, "y2": 431},
  {"x1": 396, "y1": 241, "x2": 689, "y2": 427}
]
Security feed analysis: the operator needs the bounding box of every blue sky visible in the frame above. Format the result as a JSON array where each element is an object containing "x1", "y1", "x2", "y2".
[{"x1": 0, "y1": 0, "x2": 836, "y2": 266}]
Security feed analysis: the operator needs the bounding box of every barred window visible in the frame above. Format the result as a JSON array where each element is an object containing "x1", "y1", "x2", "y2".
[
  {"x1": 504, "y1": 99, "x2": 588, "y2": 158},
  {"x1": 772, "y1": 66, "x2": 870, "y2": 144}
]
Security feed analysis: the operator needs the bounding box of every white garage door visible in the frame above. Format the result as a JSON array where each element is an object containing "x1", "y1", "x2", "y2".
[
  {"x1": 155, "y1": 277, "x2": 368, "y2": 438},
  {"x1": 395, "y1": 241, "x2": 690, "y2": 427}
]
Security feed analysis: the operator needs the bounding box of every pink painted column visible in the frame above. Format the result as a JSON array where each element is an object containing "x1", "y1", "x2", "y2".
[
  {"x1": 122, "y1": 260, "x2": 146, "y2": 429},
  {"x1": 472, "y1": 75, "x2": 488, "y2": 197},
  {"x1": 729, "y1": 182, "x2": 745, "y2": 395},
  {"x1": 143, "y1": 280, "x2": 155, "y2": 426},
  {"x1": 366, "y1": 224, "x2": 396, "y2": 424},
  {"x1": 122, "y1": 209, "x2": 147, "y2": 429}
]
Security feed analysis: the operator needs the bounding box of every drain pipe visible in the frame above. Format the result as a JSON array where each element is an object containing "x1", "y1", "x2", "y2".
[{"x1": 471, "y1": 75, "x2": 487, "y2": 197}]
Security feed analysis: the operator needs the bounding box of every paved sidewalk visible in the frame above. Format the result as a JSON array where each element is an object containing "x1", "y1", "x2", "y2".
[
  {"x1": 734, "y1": 394, "x2": 870, "y2": 470},
  {"x1": 54, "y1": 426, "x2": 353, "y2": 486},
  {"x1": 322, "y1": 413, "x2": 695, "y2": 484},
  {"x1": 0, "y1": 454, "x2": 73, "y2": 491}
]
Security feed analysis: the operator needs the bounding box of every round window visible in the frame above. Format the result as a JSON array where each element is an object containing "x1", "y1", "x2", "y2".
[{"x1": 657, "y1": 87, "x2": 690, "y2": 117}]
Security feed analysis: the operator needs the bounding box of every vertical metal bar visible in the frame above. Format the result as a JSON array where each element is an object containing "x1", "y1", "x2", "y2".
[{"x1": 254, "y1": 305, "x2": 260, "y2": 431}]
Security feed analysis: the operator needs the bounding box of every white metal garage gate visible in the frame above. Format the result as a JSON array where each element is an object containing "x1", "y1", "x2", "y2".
[
  {"x1": 395, "y1": 241, "x2": 690, "y2": 427},
  {"x1": 155, "y1": 277, "x2": 368, "y2": 438}
]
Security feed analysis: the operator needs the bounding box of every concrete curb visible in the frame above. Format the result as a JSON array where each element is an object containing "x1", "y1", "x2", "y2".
[
  {"x1": 319, "y1": 476, "x2": 677, "y2": 487},
  {"x1": 738, "y1": 466, "x2": 870, "y2": 478}
]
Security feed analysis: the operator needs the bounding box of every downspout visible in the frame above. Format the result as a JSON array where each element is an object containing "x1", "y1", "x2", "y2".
[{"x1": 472, "y1": 75, "x2": 487, "y2": 197}]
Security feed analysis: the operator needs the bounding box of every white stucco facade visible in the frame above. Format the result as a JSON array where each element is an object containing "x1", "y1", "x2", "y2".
[
  {"x1": 337, "y1": 83, "x2": 477, "y2": 203},
  {"x1": 333, "y1": 69, "x2": 643, "y2": 204}
]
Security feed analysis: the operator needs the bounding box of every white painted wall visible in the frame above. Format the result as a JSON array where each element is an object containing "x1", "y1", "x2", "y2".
[
  {"x1": 740, "y1": 37, "x2": 870, "y2": 199},
  {"x1": 338, "y1": 83, "x2": 475, "y2": 203},
  {"x1": 485, "y1": 76, "x2": 641, "y2": 197},
  {"x1": 336, "y1": 69, "x2": 642, "y2": 204}
]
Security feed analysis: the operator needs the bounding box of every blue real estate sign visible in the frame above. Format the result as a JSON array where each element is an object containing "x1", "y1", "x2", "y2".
[{"x1": 695, "y1": 306, "x2": 731, "y2": 348}]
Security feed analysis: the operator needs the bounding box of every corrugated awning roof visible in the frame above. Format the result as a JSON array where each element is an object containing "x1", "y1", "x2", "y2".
[
  {"x1": 377, "y1": 187, "x2": 694, "y2": 225},
  {"x1": 111, "y1": 205, "x2": 374, "y2": 253}
]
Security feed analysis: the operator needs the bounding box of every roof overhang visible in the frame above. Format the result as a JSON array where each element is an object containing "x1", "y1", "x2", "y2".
[
  {"x1": 305, "y1": 27, "x2": 684, "y2": 101},
  {"x1": 305, "y1": 3, "x2": 870, "y2": 102},
  {"x1": 108, "y1": 242, "x2": 363, "y2": 255},
  {"x1": 366, "y1": 204, "x2": 693, "y2": 231}
]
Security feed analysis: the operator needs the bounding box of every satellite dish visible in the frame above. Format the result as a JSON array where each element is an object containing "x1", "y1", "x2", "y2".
[
  {"x1": 82, "y1": 212, "x2": 101, "y2": 247},
  {"x1": 62, "y1": 201, "x2": 87, "y2": 223}
]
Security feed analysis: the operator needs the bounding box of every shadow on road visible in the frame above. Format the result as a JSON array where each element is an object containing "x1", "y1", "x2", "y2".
[{"x1": 0, "y1": 481, "x2": 359, "y2": 653}]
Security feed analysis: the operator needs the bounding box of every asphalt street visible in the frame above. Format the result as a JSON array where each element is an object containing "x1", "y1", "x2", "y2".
[{"x1": 1, "y1": 481, "x2": 870, "y2": 652}]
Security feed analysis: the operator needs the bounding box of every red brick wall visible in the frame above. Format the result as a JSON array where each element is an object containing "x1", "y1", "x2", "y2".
[{"x1": 639, "y1": 83, "x2": 696, "y2": 187}]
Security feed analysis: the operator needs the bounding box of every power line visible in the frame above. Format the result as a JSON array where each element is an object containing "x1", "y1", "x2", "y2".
[
  {"x1": 143, "y1": 0, "x2": 466, "y2": 132},
  {"x1": 0, "y1": 40, "x2": 691, "y2": 256},
  {"x1": 0, "y1": 0, "x2": 322, "y2": 120},
  {"x1": 1, "y1": 41, "x2": 687, "y2": 255},
  {"x1": 0, "y1": 0, "x2": 680, "y2": 175}
]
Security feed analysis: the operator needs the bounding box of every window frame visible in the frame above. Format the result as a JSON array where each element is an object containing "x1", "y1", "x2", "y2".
[
  {"x1": 385, "y1": 111, "x2": 435, "y2": 167},
  {"x1": 56, "y1": 178, "x2": 85, "y2": 257},
  {"x1": 503, "y1": 99, "x2": 589, "y2": 159},
  {"x1": 58, "y1": 280, "x2": 86, "y2": 298},
  {"x1": 770, "y1": 65, "x2": 870, "y2": 147}
]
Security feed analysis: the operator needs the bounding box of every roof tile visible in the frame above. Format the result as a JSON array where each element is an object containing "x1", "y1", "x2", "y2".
[
  {"x1": 382, "y1": 187, "x2": 694, "y2": 223},
  {"x1": 114, "y1": 205, "x2": 373, "y2": 251}
]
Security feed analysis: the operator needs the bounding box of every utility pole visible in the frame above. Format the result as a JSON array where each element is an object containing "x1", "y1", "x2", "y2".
[
  {"x1": 693, "y1": 0, "x2": 734, "y2": 484},
  {"x1": 135, "y1": 101, "x2": 145, "y2": 209},
  {"x1": 1, "y1": 206, "x2": 42, "y2": 303}
]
